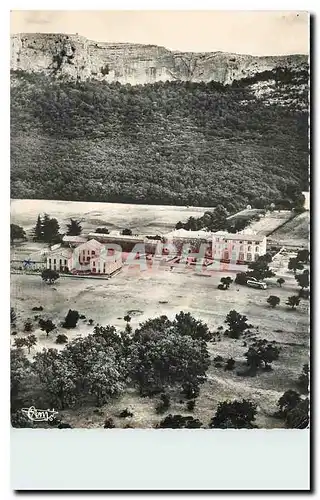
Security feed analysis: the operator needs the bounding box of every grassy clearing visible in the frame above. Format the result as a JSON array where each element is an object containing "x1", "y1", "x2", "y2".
[{"x1": 10, "y1": 199, "x2": 213, "y2": 236}]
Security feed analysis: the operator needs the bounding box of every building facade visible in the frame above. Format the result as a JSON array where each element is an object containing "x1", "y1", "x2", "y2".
[
  {"x1": 212, "y1": 232, "x2": 267, "y2": 263},
  {"x1": 47, "y1": 238, "x2": 123, "y2": 275}
]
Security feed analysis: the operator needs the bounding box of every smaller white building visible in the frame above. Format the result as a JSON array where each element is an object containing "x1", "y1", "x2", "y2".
[
  {"x1": 212, "y1": 231, "x2": 267, "y2": 263},
  {"x1": 46, "y1": 248, "x2": 73, "y2": 272}
]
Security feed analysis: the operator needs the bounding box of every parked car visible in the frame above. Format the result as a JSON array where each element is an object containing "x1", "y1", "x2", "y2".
[{"x1": 246, "y1": 279, "x2": 267, "y2": 290}]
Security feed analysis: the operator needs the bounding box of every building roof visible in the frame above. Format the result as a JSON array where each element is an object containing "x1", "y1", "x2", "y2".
[
  {"x1": 62, "y1": 235, "x2": 88, "y2": 244},
  {"x1": 213, "y1": 231, "x2": 266, "y2": 242},
  {"x1": 48, "y1": 247, "x2": 73, "y2": 258},
  {"x1": 164, "y1": 229, "x2": 212, "y2": 240},
  {"x1": 76, "y1": 238, "x2": 105, "y2": 250}
]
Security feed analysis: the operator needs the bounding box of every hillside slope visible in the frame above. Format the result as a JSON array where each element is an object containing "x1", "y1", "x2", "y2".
[{"x1": 10, "y1": 67, "x2": 308, "y2": 209}]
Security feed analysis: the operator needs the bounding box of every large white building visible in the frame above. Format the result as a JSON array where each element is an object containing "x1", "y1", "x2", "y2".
[{"x1": 212, "y1": 231, "x2": 267, "y2": 263}]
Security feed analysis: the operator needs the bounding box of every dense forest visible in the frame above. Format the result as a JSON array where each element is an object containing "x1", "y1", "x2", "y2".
[{"x1": 11, "y1": 67, "x2": 308, "y2": 210}]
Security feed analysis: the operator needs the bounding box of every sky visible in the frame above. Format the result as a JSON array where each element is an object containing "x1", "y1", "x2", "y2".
[{"x1": 10, "y1": 10, "x2": 309, "y2": 55}]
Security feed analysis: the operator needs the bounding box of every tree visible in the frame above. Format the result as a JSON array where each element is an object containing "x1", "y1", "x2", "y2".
[
  {"x1": 285, "y1": 398, "x2": 309, "y2": 429},
  {"x1": 277, "y1": 390, "x2": 302, "y2": 415},
  {"x1": 277, "y1": 278, "x2": 285, "y2": 287},
  {"x1": 209, "y1": 399, "x2": 257, "y2": 429},
  {"x1": 224, "y1": 358, "x2": 235, "y2": 371},
  {"x1": 62, "y1": 335, "x2": 126, "y2": 405},
  {"x1": 247, "y1": 256, "x2": 275, "y2": 281},
  {"x1": 175, "y1": 221, "x2": 184, "y2": 230},
  {"x1": 157, "y1": 414, "x2": 203, "y2": 429},
  {"x1": 96, "y1": 227, "x2": 109, "y2": 234},
  {"x1": 33, "y1": 348, "x2": 78, "y2": 409},
  {"x1": 127, "y1": 329, "x2": 210, "y2": 395},
  {"x1": 33, "y1": 214, "x2": 43, "y2": 241},
  {"x1": 42, "y1": 214, "x2": 60, "y2": 243},
  {"x1": 121, "y1": 228, "x2": 133, "y2": 235},
  {"x1": 66, "y1": 218, "x2": 82, "y2": 236},
  {"x1": 11, "y1": 307, "x2": 17, "y2": 326},
  {"x1": 295, "y1": 270, "x2": 309, "y2": 290},
  {"x1": 24, "y1": 320, "x2": 33, "y2": 332},
  {"x1": 39, "y1": 318, "x2": 56, "y2": 336},
  {"x1": 235, "y1": 272, "x2": 248, "y2": 285},
  {"x1": 25, "y1": 334, "x2": 37, "y2": 353},
  {"x1": 41, "y1": 269, "x2": 60, "y2": 285},
  {"x1": 245, "y1": 339, "x2": 280, "y2": 373},
  {"x1": 10, "y1": 348, "x2": 30, "y2": 404},
  {"x1": 10, "y1": 223, "x2": 26, "y2": 244},
  {"x1": 87, "y1": 355, "x2": 125, "y2": 406},
  {"x1": 296, "y1": 249, "x2": 309, "y2": 264},
  {"x1": 173, "y1": 311, "x2": 212, "y2": 341},
  {"x1": 297, "y1": 364, "x2": 309, "y2": 393},
  {"x1": 286, "y1": 295, "x2": 300, "y2": 310},
  {"x1": 288, "y1": 258, "x2": 304, "y2": 275},
  {"x1": 224, "y1": 310, "x2": 249, "y2": 339},
  {"x1": 267, "y1": 295, "x2": 280, "y2": 308},
  {"x1": 63, "y1": 309, "x2": 80, "y2": 328},
  {"x1": 220, "y1": 277, "x2": 233, "y2": 290},
  {"x1": 14, "y1": 338, "x2": 28, "y2": 350},
  {"x1": 56, "y1": 334, "x2": 68, "y2": 344}
]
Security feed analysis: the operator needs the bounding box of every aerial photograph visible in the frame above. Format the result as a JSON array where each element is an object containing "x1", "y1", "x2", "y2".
[{"x1": 10, "y1": 10, "x2": 309, "y2": 430}]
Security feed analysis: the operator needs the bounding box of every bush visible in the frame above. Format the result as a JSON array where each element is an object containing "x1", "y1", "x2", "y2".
[
  {"x1": 32, "y1": 306, "x2": 43, "y2": 311},
  {"x1": 155, "y1": 393, "x2": 170, "y2": 414},
  {"x1": 63, "y1": 309, "x2": 80, "y2": 328},
  {"x1": 186, "y1": 400, "x2": 195, "y2": 411},
  {"x1": 104, "y1": 417, "x2": 116, "y2": 428},
  {"x1": 157, "y1": 414, "x2": 203, "y2": 429},
  {"x1": 224, "y1": 358, "x2": 235, "y2": 371},
  {"x1": 213, "y1": 355, "x2": 224, "y2": 362},
  {"x1": 24, "y1": 321, "x2": 33, "y2": 332},
  {"x1": 209, "y1": 399, "x2": 257, "y2": 429},
  {"x1": 119, "y1": 408, "x2": 133, "y2": 418},
  {"x1": 297, "y1": 364, "x2": 309, "y2": 393},
  {"x1": 56, "y1": 334, "x2": 68, "y2": 344},
  {"x1": 58, "y1": 422, "x2": 72, "y2": 429}
]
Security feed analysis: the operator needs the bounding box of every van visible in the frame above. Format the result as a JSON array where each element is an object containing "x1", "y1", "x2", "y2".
[{"x1": 246, "y1": 279, "x2": 267, "y2": 290}]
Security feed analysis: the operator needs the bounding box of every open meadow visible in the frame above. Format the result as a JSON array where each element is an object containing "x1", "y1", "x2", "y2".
[
  {"x1": 11, "y1": 260, "x2": 309, "y2": 429},
  {"x1": 10, "y1": 199, "x2": 213, "y2": 236}
]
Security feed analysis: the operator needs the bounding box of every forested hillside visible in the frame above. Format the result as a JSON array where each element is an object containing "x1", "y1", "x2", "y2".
[{"x1": 11, "y1": 67, "x2": 308, "y2": 210}]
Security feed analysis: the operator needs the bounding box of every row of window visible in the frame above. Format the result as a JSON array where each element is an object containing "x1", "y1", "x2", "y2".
[
  {"x1": 216, "y1": 239, "x2": 261, "y2": 245},
  {"x1": 214, "y1": 245, "x2": 259, "y2": 252},
  {"x1": 82, "y1": 249, "x2": 96, "y2": 256},
  {"x1": 48, "y1": 258, "x2": 68, "y2": 265}
]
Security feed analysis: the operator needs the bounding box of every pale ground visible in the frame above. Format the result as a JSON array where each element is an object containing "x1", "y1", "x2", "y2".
[
  {"x1": 10, "y1": 199, "x2": 214, "y2": 236},
  {"x1": 11, "y1": 257, "x2": 309, "y2": 429},
  {"x1": 269, "y1": 211, "x2": 309, "y2": 248}
]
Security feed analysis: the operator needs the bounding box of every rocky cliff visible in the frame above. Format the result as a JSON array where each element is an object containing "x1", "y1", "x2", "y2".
[{"x1": 10, "y1": 33, "x2": 308, "y2": 85}]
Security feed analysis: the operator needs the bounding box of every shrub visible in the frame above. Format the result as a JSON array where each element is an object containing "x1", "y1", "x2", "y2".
[
  {"x1": 209, "y1": 399, "x2": 257, "y2": 429},
  {"x1": 63, "y1": 309, "x2": 80, "y2": 328},
  {"x1": 157, "y1": 414, "x2": 203, "y2": 429},
  {"x1": 104, "y1": 417, "x2": 116, "y2": 428},
  {"x1": 267, "y1": 295, "x2": 280, "y2": 308},
  {"x1": 56, "y1": 334, "x2": 68, "y2": 344},
  {"x1": 119, "y1": 408, "x2": 133, "y2": 418},
  {"x1": 186, "y1": 400, "x2": 195, "y2": 411},
  {"x1": 297, "y1": 364, "x2": 309, "y2": 393},
  {"x1": 155, "y1": 393, "x2": 170, "y2": 414},
  {"x1": 24, "y1": 321, "x2": 33, "y2": 332},
  {"x1": 224, "y1": 358, "x2": 235, "y2": 371}
]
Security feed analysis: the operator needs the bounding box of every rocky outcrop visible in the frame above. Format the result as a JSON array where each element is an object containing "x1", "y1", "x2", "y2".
[{"x1": 10, "y1": 33, "x2": 308, "y2": 85}]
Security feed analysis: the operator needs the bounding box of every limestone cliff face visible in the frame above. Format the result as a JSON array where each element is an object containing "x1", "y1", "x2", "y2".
[{"x1": 10, "y1": 33, "x2": 308, "y2": 85}]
